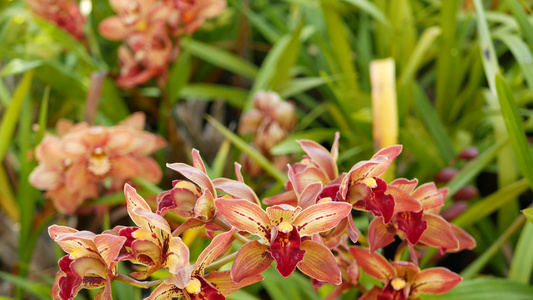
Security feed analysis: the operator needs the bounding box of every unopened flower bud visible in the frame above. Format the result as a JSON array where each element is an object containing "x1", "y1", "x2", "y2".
[
  {"x1": 434, "y1": 168, "x2": 458, "y2": 183},
  {"x1": 452, "y1": 185, "x2": 479, "y2": 201},
  {"x1": 458, "y1": 147, "x2": 479, "y2": 161}
]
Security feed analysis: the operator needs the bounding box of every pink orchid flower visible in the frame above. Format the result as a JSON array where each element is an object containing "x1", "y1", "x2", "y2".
[
  {"x1": 27, "y1": 0, "x2": 86, "y2": 40},
  {"x1": 215, "y1": 198, "x2": 352, "y2": 283},
  {"x1": 146, "y1": 228, "x2": 263, "y2": 300},
  {"x1": 48, "y1": 225, "x2": 127, "y2": 300},
  {"x1": 112, "y1": 184, "x2": 190, "y2": 280},
  {"x1": 172, "y1": 0, "x2": 227, "y2": 35},
  {"x1": 350, "y1": 246, "x2": 462, "y2": 300}
]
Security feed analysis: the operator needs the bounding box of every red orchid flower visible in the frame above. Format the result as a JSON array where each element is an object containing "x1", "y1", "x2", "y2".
[
  {"x1": 48, "y1": 226, "x2": 127, "y2": 300},
  {"x1": 146, "y1": 228, "x2": 263, "y2": 300},
  {"x1": 368, "y1": 179, "x2": 475, "y2": 255},
  {"x1": 340, "y1": 145, "x2": 403, "y2": 223},
  {"x1": 215, "y1": 198, "x2": 351, "y2": 284},
  {"x1": 115, "y1": 184, "x2": 190, "y2": 280},
  {"x1": 263, "y1": 132, "x2": 341, "y2": 208},
  {"x1": 350, "y1": 246, "x2": 462, "y2": 300}
]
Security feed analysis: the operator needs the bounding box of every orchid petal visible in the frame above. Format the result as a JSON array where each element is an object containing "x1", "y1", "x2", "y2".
[
  {"x1": 93, "y1": 276, "x2": 112, "y2": 300},
  {"x1": 368, "y1": 145, "x2": 402, "y2": 177},
  {"x1": 131, "y1": 239, "x2": 161, "y2": 267},
  {"x1": 412, "y1": 267, "x2": 462, "y2": 296},
  {"x1": 193, "y1": 189, "x2": 216, "y2": 222},
  {"x1": 386, "y1": 185, "x2": 422, "y2": 213},
  {"x1": 192, "y1": 149, "x2": 207, "y2": 174},
  {"x1": 291, "y1": 166, "x2": 328, "y2": 196},
  {"x1": 396, "y1": 211, "x2": 427, "y2": 245},
  {"x1": 390, "y1": 178, "x2": 419, "y2": 194},
  {"x1": 70, "y1": 257, "x2": 107, "y2": 280},
  {"x1": 49, "y1": 225, "x2": 78, "y2": 240},
  {"x1": 347, "y1": 214, "x2": 359, "y2": 243},
  {"x1": 29, "y1": 165, "x2": 61, "y2": 190},
  {"x1": 297, "y1": 139, "x2": 338, "y2": 180},
  {"x1": 145, "y1": 282, "x2": 183, "y2": 300},
  {"x1": 195, "y1": 229, "x2": 234, "y2": 275},
  {"x1": 298, "y1": 240, "x2": 342, "y2": 284},
  {"x1": 269, "y1": 226, "x2": 306, "y2": 278},
  {"x1": 125, "y1": 184, "x2": 152, "y2": 220},
  {"x1": 166, "y1": 265, "x2": 195, "y2": 289},
  {"x1": 173, "y1": 218, "x2": 206, "y2": 237},
  {"x1": 165, "y1": 237, "x2": 190, "y2": 274},
  {"x1": 166, "y1": 163, "x2": 216, "y2": 196},
  {"x1": 231, "y1": 240, "x2": 273, "y2": 283},
  {"x1": 205, "y1": 270, "x2": 264, "y2": 296},
  {"x1": 266, "y1": 205, "x2": 301, "y2": 226},
  {"x1": 215, "y1": 198, "x2": 271, "y2": 240},
  {"x1": 234, "y1": 162, "x2": 245, "y2": 183},
  {"x1": 263, "y1": 190, "x2": 298, "y2": 207},
  {"x1": 367, "y1": 217, "x2": 397, "y2": 252},
  {"x1": 110, "y1": 155, "x2": 141, "y2": 179},
  {"x1": 418, "y1": 214, "x2": 458, "y2": 250},
  {"x1": 412, "y1": 182, "x2": 444, "y2": 211},
  {"x1": 93, "y1": 234, "x2": 127, "y2": 269},
  {"x1": 349, "y1": 246, "x2": 394, "y2": 283},
  {"x1": 449, "y1": 224, "x2": 476, "y2": 251},
  {"x1": 363, "y1": 178, "x2": 395, "y2": 223},
  {"x1": 132, "y1": 207, "x2": 171, "y2": 234},
  {"x1": 293, "y1": 202, "x2": 352, "y2": 236},
  {"x1": 298, "y1": 182, "x2": 322, "y2": 209},
  {"x1": 213, "y1": 178, "x2": 261, "y2": 205}
]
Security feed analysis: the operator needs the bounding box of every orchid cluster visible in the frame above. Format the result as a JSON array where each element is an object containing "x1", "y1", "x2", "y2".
[
  {"x1": 239, "y1": 91, "x2": 297, "y2": 176},
  {"x1": 30, "y1": 113, "x2": 166, "y2": 214},
  {"x1": 98, "y1": 0, "x2": 226, "y2": 88},
  {"x1": 27, "y1": 0, "x2": 86, "y2": 40},
  {"x1": 48, "y1": 132, "x2": 475, "y2": 300}
]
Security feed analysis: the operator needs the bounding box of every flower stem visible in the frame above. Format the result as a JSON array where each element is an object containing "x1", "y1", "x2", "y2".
[
  {"x1": 205, "y1": 251, "x2": 238, "y2": 272},
  {"x1": 212, "y1": 216, "x2": 251, "y2": 244},
  {"x1": 115, "y1": 274, "x2": 165, "y2": 289}
]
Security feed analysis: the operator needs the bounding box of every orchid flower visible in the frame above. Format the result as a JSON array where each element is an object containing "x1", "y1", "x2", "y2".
[
  {"x1": 350, "y1": 246, "x2": 462, "y2": 300},
  {"x1": 368, "y1": 179, "x2": 476, "y2": 255},
  {"x1": 48, "y1": 226, "x2": 127, "y2": 300},
  {"x1": 114, "y1": 184, "x2": 190, "y2": 280},
  {"x1": 172, "y1": 0, "x2": 227, "y2": 35},
  {"x1": 340, "y1": 145, "x2": 403, "y2": 223},
  {"x1": 215, "y1": 198, "x2": 351, "y2": 283},
  {"x1": 146, "y1": 228, "x2": 263, "y2": 300},
  {"x1": 27, "y1": 0, "x2": 86, "y2": 40}
]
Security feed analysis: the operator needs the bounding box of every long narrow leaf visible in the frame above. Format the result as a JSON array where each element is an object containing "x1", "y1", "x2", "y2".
[
  {"x1": 420, "y1": 277, "x2": 533, "y2": 300},
  {"x1": 508, "y1": 222, "x2": 533, "y2": 283},
  {"x1": 0, "y1": 69, "x2": 33, "y2": 161}
]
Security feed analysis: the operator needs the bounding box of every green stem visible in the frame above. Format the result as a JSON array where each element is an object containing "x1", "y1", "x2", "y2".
[
  {"x1": 460, "y1": 215, "x2": 526, "y2": 279},
  {"x1": 212, "y1": 216, "x2": 251, "y2": 244},
  {"x1": 205, "y1": 251, "x2": 238, "y2": 272},
  {"x1": 115, "y1": 274, "x2": 165, "y2": 289}
]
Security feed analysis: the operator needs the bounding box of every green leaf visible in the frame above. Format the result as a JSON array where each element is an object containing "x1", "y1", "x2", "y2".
[
  {"x1": 0, "y1": 272, "x2": 50, "y2": 300},
  {"x1": 183, "y1": 39, "x2": 258, "y2": 79},
  {"x1": 270, "y1": 128, "x2": 337, "y2": 155},
  {"x1": 495, "y1": 74, "x2": 533, "y2": 189},
  {"x1": 0, "y1": 69, "x2": 33, "y2": 161},
  {"x1": 277, "y1": 77, "x2": 326, "y2": 99},
  {"x1": 452, "y1": 178, "x2": 529, "y2": 228},
  {"x1": 269, "y1": 24, "x2": 303, "y2": 91},
  {"x1": 412, "y1": 82, "x2": 455, "y2": 164},
  {"x1": 506, "y1": 0, "x2": 533, "y2": 51},
  {"x1": 205, "y1": 115, "x2": 288, "y2": 184},
  {"x1": 524, "y1": 208, "x2": 533, "y2": 224},
  {"x1": 493, "y1": 34, "x2": 533, "y2": 95},
  {"x1": 246, "y1": 26, "x2": 302, "y2": 110},
  {"x1": 167, "y1": 49, "x2": 191, "y2": 105},
  {"x1": 1, "y1": 59, "x2": 42, "y2": 76},
  {"x1": 420, "y1": 277, "x2": 533, "y2": 300},
  {"x1": 340, "y1": 0, "x2": 390, "y2": 27},
  {"x1": 180, "y1": 84, "x2": 248, "y2": 109},
  {"x1": 229, "y1": 0, "x2": 281, "y2": 43},
  {"x1": 399, "y1": 27, "x2": 441, "y2": 86},
  {"x1": 509, "y1": 221, "x2": 533, "y2": 283}
]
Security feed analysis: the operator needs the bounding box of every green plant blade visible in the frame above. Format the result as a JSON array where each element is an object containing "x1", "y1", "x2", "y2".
[
  {"x1": 508, "y1": 221, "x2": 533, "y2": 283},
  {"x1": 0, "y1": 69, "x2": 33, "y2": 161},
  {"x1": 506, "y1": 0, "x2": 533, "y2": 50},
  {"x1": 1, "y1": 59, "x2": 42, "y2": 76},
  {"x1": 205, "y1": 115, "x2": 287, "y2": 184},
  {"x1": 340, "y1": 0, "x2": 390, "y2": 27},
  {"x1": 180, "y1": 84, "x2": 248, "y2": 109},
  {"x1": 270, "y1": 128, "x2": 338, "y2": 155},
  {"x1": 495, "y1": 74, "x2": 533, "y2": 189},
  {"x1": 420, "y1": 277, "x2": 533, "y2": 300},
  {"x1": 524, "y1": 208, "x2": 533, "y2": 224},
  {"x1": 183, "y1": 39, "x2": 258, "y2": 79}
]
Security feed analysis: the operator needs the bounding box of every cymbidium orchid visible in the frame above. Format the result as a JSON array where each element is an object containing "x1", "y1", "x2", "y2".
[
  {"x1": 239, "y1": 91, "x2": 297, "y2": 176},
  {"x1": 27, "y1": 0, "x2": 86, "y2": 40},
  {"x1": 368, "y1": 179, "x2": 476, "y2": 256},
  {"x1": 215, "y1": 197, "x2": 352, "y2": 283},
  {"x1": 48, "y1": 225, "x2": 127, "y2": 300},
  {"x1": 340, "y1": 145, "x2": 403, "y2": 224},
  {"x1": 30, "y1": 113, "x2": 166, "y2": 214},
  {"x1": 112, "y1": 184, "x2": 190, "y2": 280},
  {"x1": 172, "y1": 0, "x2": 227, "y2": 35},
  {"x1": 146, "y1": 228, "x2": 263, "y2": 300},
  {"x1": 350, "y1": 246, "x2": 462, "y2": 300}
]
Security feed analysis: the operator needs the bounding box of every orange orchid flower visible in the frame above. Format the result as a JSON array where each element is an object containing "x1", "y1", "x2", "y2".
[{"x1": 215, "y1": 198, "x2": 351, "y2": 283}]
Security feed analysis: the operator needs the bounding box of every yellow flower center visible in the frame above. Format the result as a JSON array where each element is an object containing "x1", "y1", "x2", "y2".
[
  {"x1": 277, "y1": 221, "x2": 293, "y2": 233},
  {"x1": 132, "y1": 229, "x2": 152, "y2": 240},
  {"x1": 391, "y1": 278, "x2": 407, "y2": 290},
  {"x1": 360, "y1": 177, "x2": 377, "y2": 188},
  {"x1": 136, "y1": 20, "x2": 147, "y2": 31},
  {"x1": 87, "y1": 147, "x2": 111, "y2": 176},
  {"x1": 185, "y1": 278, "x2": 202, "y2": 294}
]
